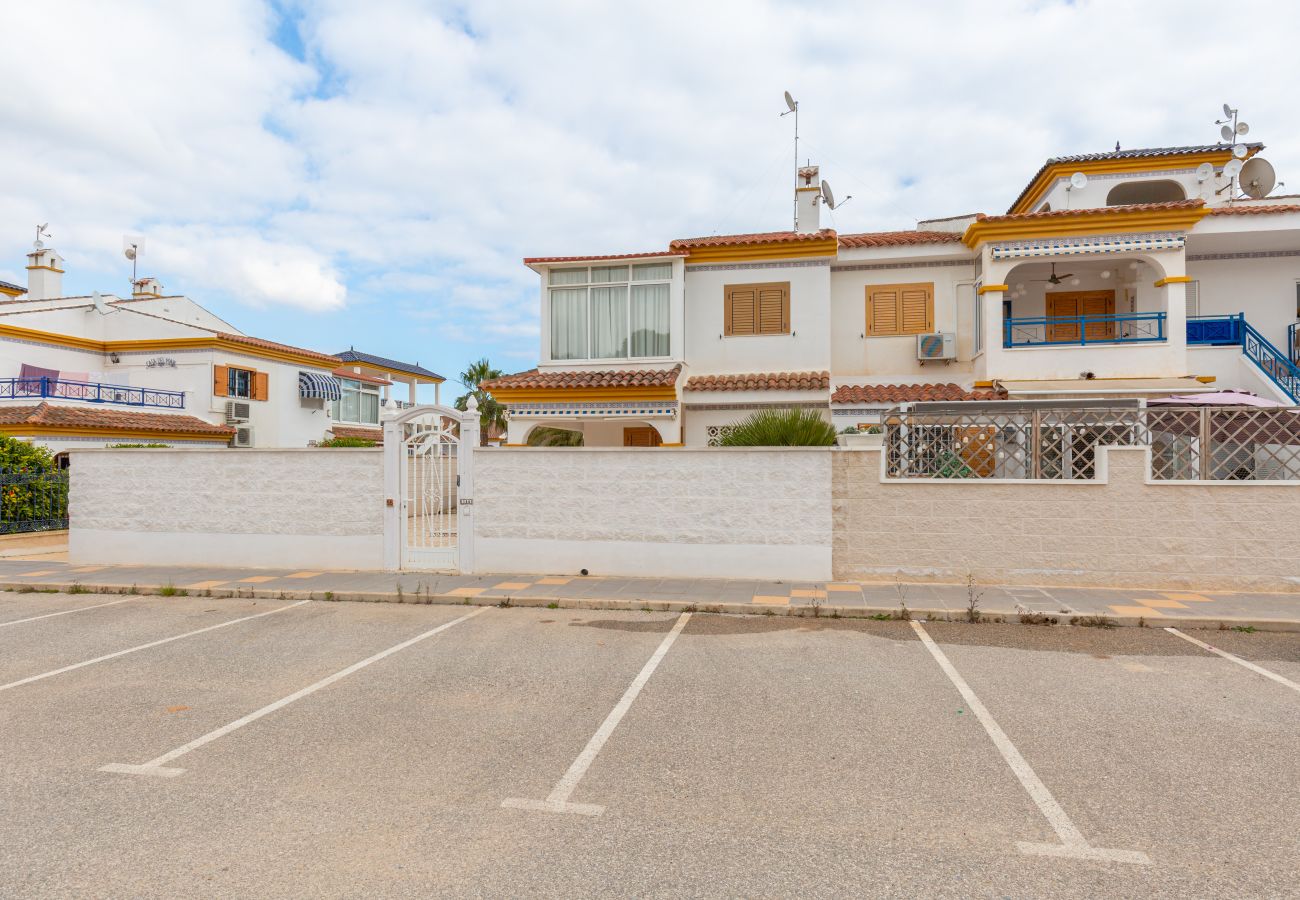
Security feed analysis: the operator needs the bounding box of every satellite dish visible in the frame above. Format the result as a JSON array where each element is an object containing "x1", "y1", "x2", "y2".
[
  {"x1": 1236, "y1": 121, "x2": 1250, "y2": 136},
  {"x1": 1068, "y1": 172, "x2": 1088, "y2": 190},
  {"x1": 1239, "y1": 157, "x2": 1277, "y2": 199},
  {"x1": 1223, "y1": 158, "x2": 1244, "y2": 179},
  {"x1": 122, "y1": 235, "x2": 145, "y2": 259},
  {"x1": 1223, "y1": 103, "x2": 1234, "y2": 119},
  {"x1": 124, "y1": 246, "x2": 137, "y2": 261},
  {"x1": 91, "y1": 291, "x2": 111, "y2": 315},
  {"x1": 821, "y1": 181, "x2": 835, "y2": 208},
  {"x1": 1195, "y1": 162, "x2": 1215, "y2": 182},
  {"x1": 1232, "y1": 143, "x2": 1249, "y2": 159},
  {"x1": 1220, "y1": 125, "x2": 1234, "y2": 142},
  {"x1": 783, "y1": 91, "x2": 797, "y2": 113}
]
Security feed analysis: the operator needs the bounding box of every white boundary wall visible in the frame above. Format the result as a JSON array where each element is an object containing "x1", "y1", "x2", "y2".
[
  {"x1": 472, "y1": 447, "x2": 832, "y2": 581},
  {"x1": 69, "y1": 448, "x2": 384, "y2": 570}
]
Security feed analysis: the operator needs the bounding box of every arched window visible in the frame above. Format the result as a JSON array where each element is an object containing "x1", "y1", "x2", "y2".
[{"x1": 1106, "y1": 180, "x2": 1186, "y2": 206}]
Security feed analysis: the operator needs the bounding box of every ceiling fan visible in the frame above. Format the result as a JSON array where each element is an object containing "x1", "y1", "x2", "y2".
[{"x1": 1031, "y1": 263, "x2": 1074, "y2": 285}]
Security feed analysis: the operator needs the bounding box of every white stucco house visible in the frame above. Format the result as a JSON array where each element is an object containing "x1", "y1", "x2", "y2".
[
  {"x1": 485, "y1": 138, "x2": 1300, "y2": 447},
  {"x1": 0, "y1": 240, "x2": 441, "y2": 456}
]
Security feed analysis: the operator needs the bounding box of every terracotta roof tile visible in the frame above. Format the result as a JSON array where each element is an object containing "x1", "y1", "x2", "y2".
[
  {"x1": 684, "y1": 371, "x2": 830, "y2": 392},
  {"x1": 328, "y1": 425, "x2": 383, "y2": 444},
  {"x1": 523, "y1": 251, "x2": 686, "y2": 264},
  {"x1": 831, "y1": 383, "x2": 1007, "y2": 404},
  {"x1": 837, "y1": 230, "x2": 964, "y2": 248},
  {"x1": 213, "y1": 331, "x2": 339, "y2": 365},
  {"x1": 669, "y1": 230, "x2": 836, "y2": 250},
  {"x1": 1208, "y1": 204, "x2": 1300, "y2": 216},
  {"x1": 977, "y1": 200, "x2": 1203, "y2": 224},
  {"x1": 481, "y1": 364, "x2": 681, "y2": 392},
  {"x1": 0, "y1": 403, "x2": 234, "y2": 436}
]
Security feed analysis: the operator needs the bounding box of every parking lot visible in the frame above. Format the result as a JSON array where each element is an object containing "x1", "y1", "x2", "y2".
[{"x1": 2, "y1": 590, "x2": 1298, "y2": 898}]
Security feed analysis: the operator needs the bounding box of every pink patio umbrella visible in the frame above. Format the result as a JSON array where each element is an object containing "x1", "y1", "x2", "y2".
[{"x1": 1147, "y1": 390, "x2": 1289, "y2": 408}]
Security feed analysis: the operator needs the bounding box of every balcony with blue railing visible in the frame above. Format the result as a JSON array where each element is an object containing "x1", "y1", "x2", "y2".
[
  {"x1": 1003, "y1": 312, "x2": 1167, "y2": 348},
  {"x1": 0, "y1": 377, "x2": 186, "y2": 409},
  {"x1": 1187, "y1": 313, "x2": 1300, "y2": 402}
]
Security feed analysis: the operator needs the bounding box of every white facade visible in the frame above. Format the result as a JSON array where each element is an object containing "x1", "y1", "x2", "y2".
[{"x1": 498, "y1": 141, "x2": 1300, "y2": 446}]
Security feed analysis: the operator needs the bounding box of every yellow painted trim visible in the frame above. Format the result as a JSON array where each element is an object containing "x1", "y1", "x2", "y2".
[
  {"x1": 795, "y1": 186, "x2": 821, "y2": 193},
  {"x1": 25, "y1": 265, "x2": 65, "y2": 273},
  {"x1": 973, "y1": 380, "x2": 996, "y2": 388},
  {"x1": 682, "y1": 236, "x2": 839, "y2": 264},
  {"x1": 659, "y1": 442, "x2": 684, "y2": 447},
  {"x1": 0, "y1": 286, "x2": 23, "y2": 298},
  {"x1": 962, "y1": 205, "x2": 1211, "y2": 248},
  {"x1": 1195, "y1": 375, "x2": 1217, "y2": 384},
  {"x1": 346, "y1": 362, "x2": 444, "y2": 383},
  {"x1": 978, "y1": 284, "x2": 1010, "y2": 294},
  {"x1": 1153, "y1": 276, "x2": 1193, "y2": 287},
  {"x1": 3, "y1": 426, "x2": 229, "y2": 441},
  {"x1": 493, "y1": 386, "x2": 678, "y2": 402},
  {"x1": 0, "y1": 322, "x2": 339, "y2": 369},
  {"x1": 1009, "y1": 148, "x2": 1251, "y2": 214},
  {"x1": 502, "y1": 442, "x2": 528, "y2": 447}
]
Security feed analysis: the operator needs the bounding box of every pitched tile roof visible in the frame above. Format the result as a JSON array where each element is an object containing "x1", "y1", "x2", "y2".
[
  {"x1": 335, "y1": 349, "x2": 443, "y2": 381},
  {"x1": 668, "y1": 229, "x2": 836, "y2": 250},
  {"x1": 328, "y1": 425, "x2": 383, "y2": 445},
  {"x1": 480, "y1": 364, "x2": 681, "y2": 392},
  {"x1": 523, "y1": 251, "x2": 685, "y2": 264},
  {"x1": 0, "y1": 279, "x2": 25, "y2": 294},
  {"x1": 684, "y1": 371, "x2": 830, "y2": 392},
  {"x1": 976, "y1": 199, "x2": 1203, "y2": 224},
  {"x1": 837, "y1": 230, "x2": 965, "y2": 248},
  {"x1": 1208, "y1": 204, "x2": 1300, "y2": 216},
  {"x1": 0, "y1": 403, "x2": 234, "y2": 436},
  {"x1": 212, "y1": 331, "x2": 339, "y2": 365},
  {"x1": 831, "y1": 383, "x2": 1007, "y2": 404},
  {"x1": 332, "y1": 367, "x2": 390, "y2": 386}
]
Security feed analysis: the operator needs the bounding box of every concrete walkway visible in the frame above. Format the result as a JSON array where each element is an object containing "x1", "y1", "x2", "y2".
[{"x1": 2, "y1": 558, "x2": 1298, "y2": 630}]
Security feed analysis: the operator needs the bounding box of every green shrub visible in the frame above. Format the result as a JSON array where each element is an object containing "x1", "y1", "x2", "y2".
[
  {"x1": 0, "y1": 434, "x2": 67, "y2": 529},
  {"x1": 719, "y1": 409, "x2": 837, "y2": 447},
  {"x1": 527, "y1": 427, "x2": 584, "y2": 447},
  {"x1": 316, "y1": 437, "x2": 377, "y2": 448}
]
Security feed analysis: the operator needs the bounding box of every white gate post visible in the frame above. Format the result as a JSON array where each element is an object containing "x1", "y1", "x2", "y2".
[
  {"x1": 382, "y1": 414, "x2": 402, "y2": 571},
  {"x1": 458, "y1": 397, "x2": 479, "y2": 574}
]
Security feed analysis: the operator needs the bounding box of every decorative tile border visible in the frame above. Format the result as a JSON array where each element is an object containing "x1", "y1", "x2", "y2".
[
  {"x1": 508, "y1": 400, "x2": 678, "y2": 419},
  {"x1": 684, "y1": 401, "x2": 827, "y2": 411},
  {"x1": 991, "y1": 231, "x2": 1185, "y2": 259},
  {"x1": 833, "y1": 258, "x2": 975, "y2": 272},
  {"x1": 1187, "y1": 249, "x2": 1300, "y2": 262}
]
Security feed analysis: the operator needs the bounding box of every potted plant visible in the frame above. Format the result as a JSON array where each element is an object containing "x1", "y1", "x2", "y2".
[{"x1": 836, "y1": 424, "x2": 885, "y2": 448}]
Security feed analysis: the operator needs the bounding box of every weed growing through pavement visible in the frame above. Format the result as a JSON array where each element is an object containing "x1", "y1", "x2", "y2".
[
  {"x1": 462, "y1": 597, "x2": 471, "y2": 605},
  {"x1": 808, "y1": 595, "x2": 823, "y2": 618},
  {"x1": 1233, "y1": 624, "x2": 1258, "y2": 633},
  {"x1": 546, "y1": 602, "x2": 559, "y2": 610},
  {"x1": 67, "y1": 582, "x2": 87, "y2": 595},
  {"x1": 497, "y1": 596, "x2": 513, "y2": 608},
  {"x1": 396, "y1": 584, "x2": 404, "y2": 603},
  {"x1": 323, "y1": 591, "x2": 335, "y2": 602},
  {"x1": 869, "y1": 612, "x2": 893, "y2": 621},
  {"x1": 894, "y1": 578, "x2": 911, "y2": 621},
  {"x1": 1071, "y1": 615, "x2": 1117, "y2": 629},
  {"x1": 16, "y1": 586, "x2": 56, "y2": 594},
  {"x1": 682, "y1": 604, "x2": 698, "y2": 613},
  {"x1": 640, "y1": 605, "x2": 652, "y2": 613},
  {"x1": 1018, "y1": 612, "x2": 1059, "y2": 626},
  {"x1": 1137, "y1": 616, "x2": 1147, "y2": 628},
  {"x1": 964, "y1": 571, "x2": 985, "y2": 624},
  {"x1": 158, "y1": 583, "x2": 187, "y2": 598}
]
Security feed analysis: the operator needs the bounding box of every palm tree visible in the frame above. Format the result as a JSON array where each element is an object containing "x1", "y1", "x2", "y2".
[
  {"x1": 719, "y1": 408, "x2": 837, "y2": 447},
  {"x1": 454, "y1": 358, "x2": 507, "y2": 445}
]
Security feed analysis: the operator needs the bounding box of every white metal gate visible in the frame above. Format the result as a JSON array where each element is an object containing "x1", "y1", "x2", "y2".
[{"x1": 383, "y1": 401, "x2": 477, "y2": 572}]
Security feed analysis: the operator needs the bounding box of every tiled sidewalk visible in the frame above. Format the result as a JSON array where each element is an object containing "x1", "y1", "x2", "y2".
[{"x1": 1, "y1": 558, "x2": 1298, "y2": 629}]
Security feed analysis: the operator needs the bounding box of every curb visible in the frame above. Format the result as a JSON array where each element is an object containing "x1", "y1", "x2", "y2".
[{"x1": 4, "y1": 580, "x2": 1300, "y2": 633}]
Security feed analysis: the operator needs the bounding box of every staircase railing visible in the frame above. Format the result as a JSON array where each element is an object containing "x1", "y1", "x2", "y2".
[{"x1": 1186, "y1": 313, "x2": 1300, "y2": 403}]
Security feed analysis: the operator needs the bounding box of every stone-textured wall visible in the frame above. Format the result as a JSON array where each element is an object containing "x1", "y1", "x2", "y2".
[
  {"x1": 474, "y1": 448, "x2": 832, "y2": 580},
  {"x1": 70, "y1": 448, "x2": 383, "y2": 570},
  {"x1": 834, "y1": 447, "x2": 1300, "y2": 592}
]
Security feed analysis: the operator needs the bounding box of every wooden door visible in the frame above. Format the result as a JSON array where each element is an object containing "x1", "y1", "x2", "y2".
[
  {"x1": 1047, "y1": 291, "x2": 1115, "y2": 342},
  {"x1": 623, "y1": 426, "x2": 662, "y2": 447}
]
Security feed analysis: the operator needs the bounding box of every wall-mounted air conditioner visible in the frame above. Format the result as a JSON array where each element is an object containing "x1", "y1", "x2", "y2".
[
  {"x1": 917, "y1": 332, "x2": 956, "y2": 362},
  {"x1": 225, "y1": 401, "x2": 251, "y2": 424},
  {"x1": 232, "y1": 425, "x2": 254, "y2": 448}
]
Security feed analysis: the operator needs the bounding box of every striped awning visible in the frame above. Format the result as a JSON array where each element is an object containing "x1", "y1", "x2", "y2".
[{"x1": 299, "y1": 371, "x2": 342, "y2": 401}]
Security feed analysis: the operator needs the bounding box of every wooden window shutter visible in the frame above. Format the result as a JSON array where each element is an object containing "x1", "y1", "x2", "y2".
[
  {"x1": 866, "y1": 283, "x2": 934, "y2": 336},
  {"x1": 757, "y1": 284, "x2": 790, "y2": 334},
  {"x1": 900, "y1": 285, "x2": 934, "y2": 335},
  {"x1": 253, "y1": 371, "x2": 270, "y2": 401},
  {"x1": 213, "y1": 364, "x2": 229, "y2": 397},
  {"x1": 725, "y1": 286, "x2": 757, "y2": 335},
  {"x1": 866, "y1": 288, "x2": 900, "y2": 336}
]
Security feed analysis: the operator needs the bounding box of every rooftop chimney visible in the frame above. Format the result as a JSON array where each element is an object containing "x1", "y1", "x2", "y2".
[
  {"x1": 132, "y1": 276, "x2": 164, "y2": 298},
  {"x1": 26, "y1": 245, "x2": 64, "y2": 301},
  {"x1": 795, "y1": 164, "x2": 820, "y2": 234}
]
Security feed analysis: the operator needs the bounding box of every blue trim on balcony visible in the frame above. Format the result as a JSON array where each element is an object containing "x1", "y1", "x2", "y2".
[
  {"x1": 1003, "y1": 312, "x2": 1167, "y2": 348},
  {"x1": 0, "y1": 377, "x2": 185, "y2": 409},
  {"x1": 1187, "y1": 313, "x2": 1300, "y2": 403},
  {"x1": 1187, "y1": 314, "x2": 1243, "y2": 346}
]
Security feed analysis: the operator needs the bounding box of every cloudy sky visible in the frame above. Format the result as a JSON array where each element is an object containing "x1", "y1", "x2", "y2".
[{"x1": 3, "y1": 0, "x2": 1297, "y2": 397}]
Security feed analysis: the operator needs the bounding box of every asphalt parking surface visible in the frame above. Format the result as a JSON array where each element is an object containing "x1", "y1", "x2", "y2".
[{"x1": 2, "y1": 592, "x2": 1298, "y2": 898}]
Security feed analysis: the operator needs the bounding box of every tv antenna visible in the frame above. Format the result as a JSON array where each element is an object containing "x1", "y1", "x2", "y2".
[
  {"x1": 123, "y1": 235, "x2": 145, "y2": 284},
  {"x1": 780, "y1": 91, "x2": 799, "y2": 229},
  {"x1": 1212, "y1": 104, "x2": 1280, "y2": 200},
  {"x1": 34, "y1": 223, "x2": 50, "y2": 250}
]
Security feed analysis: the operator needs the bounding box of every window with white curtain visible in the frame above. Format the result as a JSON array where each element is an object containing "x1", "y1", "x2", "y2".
[
  {"x1": 330, "y1": 378, "x2": 381, "y2": 425},
  {"x1": 548, "y1": 262, "x2": 672, "y2": 361}
]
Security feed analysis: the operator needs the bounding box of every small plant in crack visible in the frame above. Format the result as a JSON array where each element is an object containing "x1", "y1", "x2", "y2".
[
  {"x1": 894, "y1": 577, "x2": 911, "y2": 621},
  {"x1": 964, "y1": 571, "x2": 985, "y2": 624}
]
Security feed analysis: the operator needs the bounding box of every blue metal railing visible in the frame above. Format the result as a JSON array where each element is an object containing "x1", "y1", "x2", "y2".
[
  {"x1": 1187, "y1": 313, "x2": 1244, "y2": 345},
  {"x1": 1003, "y1": 312, "x2": 1166, "y2": 348},
  {"x1": 1289, "y1": 321, "x2": 1299, "y2": 365},
  {"x1": 1241, "y1": 318, "x2": 1300, "y2": 403},
  {"x1": 0, "y1": 377, "x2": 185, "y2": 409}
]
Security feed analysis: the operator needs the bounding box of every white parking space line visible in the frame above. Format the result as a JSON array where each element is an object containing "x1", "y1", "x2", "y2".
[
  {"x1": 911, "y1": 622, "x2": 1151, "y2": 865},
  {"x1": 1165, "y1": 627, "x2": 1300, "y2": 694},
  {"x1": 101, "y1": 607, "x2": 490, "y2": 778},
  {"x1": 0, "y1": 597, "x2": 137, "y2": 629},
  {"x1": 503, "y1": 612, "x2": 691, "y2": 817},
  {"x1": 0, "y1": 601, "x2": 310, "y2": 694}
]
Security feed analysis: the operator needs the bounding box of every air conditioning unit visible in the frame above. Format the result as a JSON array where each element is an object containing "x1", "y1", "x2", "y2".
[
  {"x1": 917, "y1": 332, "x2": 956, "y2": 362},
  {"x1": 232, "y1": 425, "x2": 254, "y2": 448},
  {"x1": 225, "y1": 401, "x2": 251, "y2": 424}
]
